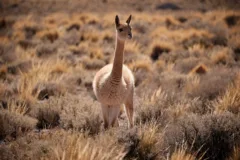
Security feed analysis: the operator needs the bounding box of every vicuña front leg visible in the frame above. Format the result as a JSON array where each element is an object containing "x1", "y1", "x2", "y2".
[
  {"x1": 101, "y1": 104, "x2": 109, "y2": 129},
  {"x1": 109, "y1": 105, "x2": 121, "y2": 127},
  {"x1": 101, "y1": 104, "x2": 120, "y2": 129},
  {"x1": 125, "y1": 89, "x2": 134, "y2": 128}
]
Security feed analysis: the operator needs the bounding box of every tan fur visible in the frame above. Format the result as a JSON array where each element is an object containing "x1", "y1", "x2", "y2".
[{"x1": 92, "y1": 15, "x2": 135, "y2": 129}]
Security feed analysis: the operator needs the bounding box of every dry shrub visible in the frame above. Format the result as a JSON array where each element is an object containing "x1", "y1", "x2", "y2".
[
  {"x1": 36, "y1": 43, "x2": 58, "y2": 57},
  {"x1": 211, "y1": 47, "x2": 234, "y2": 65},
  {"x1": 174, "y1": 57, "x2": 201, "y2": 73},
  {"x1": 208, "y1": 24, "x2": 228, "y2": 46},
  {"x1": 129, "y1": 60, "x2": 152, "y2": 72},
  {"x1": 83, "y1": 58, "x2": 106, "y2": 70},
  {"x1": 37, "y1": 30, "x2": 59, "y2": 43},
  {"x1": 225, "y1": 15, "x2": 240, "y2": 27},
  {"x1": 228, "y1": 147, "x2": 240, "y2": 160},
  {"x1": 165, "y1": 16, "x2": 181, "y2": 29},
  {"x1": 36, "y1": 83, "x2": 65, "y2": 100},
  {"x1": 188, "y1": 44, "x2": 206, "y2": 57},
  {"x1": 18, "y1": 39, "x2": 39, "y2": 50},
  {"x1": 125, "y1": 41, "x2": 141, "y2": 55},
  {"x1": 163, "y1": 112, "x2": 240, "y2": 160},
  {"x1": 69, "y1": 45, "x2": 87, "y2": 57},
  {"x1": 214, "y1": 74, "x2": 240, "y2": 114},
  {"x1": 66, "y1": 23, "x2": 81, "y2": 32},
  {"x1": 23, "y1": 25, "x2": 40, "y2": 39},
  {"x1": 0, "y1": 44, "x2": 17, "y2": 63},
  {"x1": 150, "y1": 41, "x2": 174, "y2": 61},
  {"x1": 7, "y1": 60, "x2": 32, "y2": 75},
  {"x1": 186, "y1": 67, "x2": 236, "y2": 100},
  {"x1": 0, "y1": 110, "x2": 37, "y2": 140},
  {"x1": 33, "y1": 93, "x2": 102, "y2": 135},
  {"x1": 0, "y1": 129, "x2": 66, "y2": 160},
  {"x1": 129, "y1": 60, "x2": 152, "y2": 86},
  {"x1": 62, "y1": 29, "x2": 80, "y2": 45},
  {"x1": 32, "y1": 104, "x2": 60, "y2": 129},
  {"x1": 119, "y1": 122, "x2": 161, "y2": 159}
]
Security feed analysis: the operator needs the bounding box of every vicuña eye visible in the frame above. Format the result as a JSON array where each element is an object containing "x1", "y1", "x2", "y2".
[{"x1": 118, "y1": 28, "x2": 123, "y2": 32}]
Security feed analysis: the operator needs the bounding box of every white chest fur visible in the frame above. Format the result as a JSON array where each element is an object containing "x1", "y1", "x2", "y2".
[{"x1": 95, "y1": 73, "x2": 129, "y2": 106}]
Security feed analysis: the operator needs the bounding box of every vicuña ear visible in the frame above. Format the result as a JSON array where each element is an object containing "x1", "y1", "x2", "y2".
[
  {"x1": 115, "y1": 15, "x2": 120, "y2": 27},
  {"x1": 126, "y1": 15, "x2": 131, "y2": 24}
]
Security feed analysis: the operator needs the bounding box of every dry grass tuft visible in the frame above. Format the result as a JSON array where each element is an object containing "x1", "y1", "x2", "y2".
[
  {"x1": 51, "y1": 132, "x2": 125, "y2": 160},
  {"x1": 150, "y1": 41, "x2": 174, "y2": 61},
  {"x1": 211, "y1": 47, "x2": 234, "y2": 65},
  {"x1": 37, "y1": 30, "x2": 59, "y2": 43},
  {"x1": 228, "y1": 146, "x2": 240, "y2": 160},
  {"x1": 6, "y1": 100, "x2": 29, "y2": 115},
  {"x1": 119, "y1": 122, "x2": 161, "y2": 159},
  {"x1": 171, "y1": 149, "x2": 197, "y2": 160},
  {"x1": 214, "y1": 73, "x2": 240, "y2": 114}
]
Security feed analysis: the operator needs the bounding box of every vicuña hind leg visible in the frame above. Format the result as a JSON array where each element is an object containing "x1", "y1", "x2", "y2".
[{"x1": 124, "y1": 89, "x2": 134, "y2": 128}]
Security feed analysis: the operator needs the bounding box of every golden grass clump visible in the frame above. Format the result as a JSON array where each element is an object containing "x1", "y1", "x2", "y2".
[
  {"x1": 138, "y1": 122, "x2": 161, "y2": 156},
  {"x1": 151, "y1": 27, "x2": 213, "y2": 44},
  {"x1": 214, "y1": 73, "x2": 240, "y2": 114},
  {"x1": 170, "y1": 149, "x2": 196, "y2": 160},
  {"x1": 211, "y1": 47, "x2": 234, "y2": 65},
  {"x1": 128, "y1": 60, "x2": 152, "y2": 72},
  {"x1": 188, "y1": 44, "x2": 206, "y2": 55},
  {"x1": 36, "y1": 30, "x2": 59, "y2": 42},
  {"x1": 16, "y1": 59, "x2": 70, "y2": 103},
  {"x1": 51, "y1": 132, "x2": 125, "y2": 160},
  {"x1": 7, "y1": 100, "x2": 29, "y2": 115},
  {"x1": 125, "y1": 41, "x2": 141, "y2": 55},
  {"x1": 228, "y1": 147, "x2": 240, "y2": 160},
  {"x1": 184, "y1": 75, "x2": 200, "y2": 94}
]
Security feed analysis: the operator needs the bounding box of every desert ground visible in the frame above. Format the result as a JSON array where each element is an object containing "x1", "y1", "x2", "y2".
[{"x1": 0, "y1": 0, "x2": 240, "y2": 159}]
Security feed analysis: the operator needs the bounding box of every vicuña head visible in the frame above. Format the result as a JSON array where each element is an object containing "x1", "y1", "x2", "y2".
[
  {"x1": 92, "y1": 15, "x2": 135, "y2": 129},
  {"x1": 115, "y1": 15, "x2": 132, "y2": 41}
]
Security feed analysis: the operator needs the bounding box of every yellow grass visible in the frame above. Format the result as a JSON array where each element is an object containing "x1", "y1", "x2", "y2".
[
  {"x1": 228, "y1": 146, "x2": 240, "y2": 160},
  {"x1": 211, "y1": 47, "x2": 233, "y2": 64},
  {"x1": 128, "y1": 60, "x2": 152, "y2": 72},
  {"x1": 6, "y1": 100, "x2": 29, "y2": 115},
  {"x1": 214, "y1": 74, "x2": 240, "y2": 113},
  {"x1": 171, "y1": 150, "x2": 196, "y2": 160},
  {"x1": 51, "y1": 133, "x2": 126, "y2": 160}
]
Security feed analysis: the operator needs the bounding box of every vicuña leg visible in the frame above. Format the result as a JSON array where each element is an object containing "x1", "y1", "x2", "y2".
[
  {"x1": 124, "y1": 89, "x2": 134, "y2": 128},
  {"x1": 109, "y1": 105, "x2": 121, "y2": 127},
  {"x1": 101, "y1": 104, "x2": 120, "y2": 129},
  {"x1": 101, "y1": 104, "x2": 109, "y2": 129}
]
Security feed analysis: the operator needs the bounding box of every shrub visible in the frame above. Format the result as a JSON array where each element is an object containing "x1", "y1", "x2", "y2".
[
  {"x1": 163, "y1": 112, "x2": 240, "y2": 160},
  {"x1": 0, "y1": 110, "x2": 37, "y2": 140}
]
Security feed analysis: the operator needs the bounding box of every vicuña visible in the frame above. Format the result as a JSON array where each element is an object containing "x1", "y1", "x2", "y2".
[{"x1": 93, "y1": 15, "x2": 135, "y2": 129}]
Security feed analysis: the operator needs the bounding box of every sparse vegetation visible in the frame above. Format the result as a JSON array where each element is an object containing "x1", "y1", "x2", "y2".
[{"x1": 0, "y1": 0, "x2": 240, "y2": 159}]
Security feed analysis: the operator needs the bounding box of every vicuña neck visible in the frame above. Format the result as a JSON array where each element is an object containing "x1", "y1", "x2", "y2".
[{"x1": 111, "y1": 32, "x2": 125, "y2": 83}]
